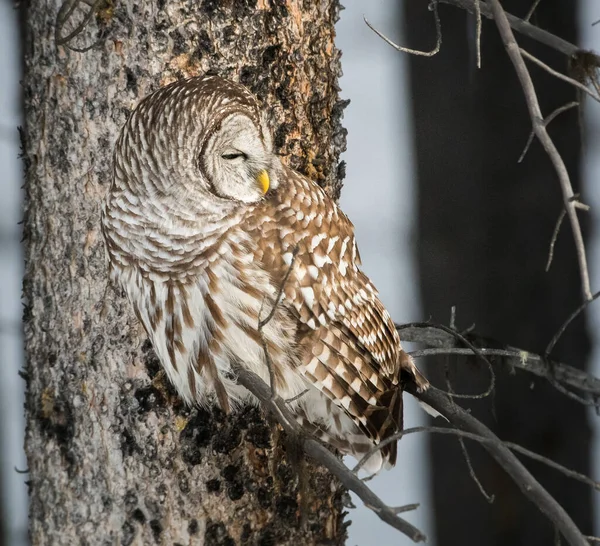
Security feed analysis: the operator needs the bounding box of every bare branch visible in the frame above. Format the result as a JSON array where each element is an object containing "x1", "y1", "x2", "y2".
[
  {"x1": 545, "y1": 206, "x2": 567, "y2": 271},
  {"x1": 520, "y1": 49, "x2": 600, "y2": 103},
  {"x1": 234, "y1": 366, "x2": 427, "y2": 543},
  {"x1": 408, "y1": 386, "x2": 589, "y2": 546},
  {"x1": 486, "y1": 0, "x2": 593, "y2": 302},
  {"x1": 397, "y1": 323, "x2": 600, "y2": 398},
  {"x1": 438, "y1": 0, "x2": 598, "y2": 61},
  {"x1": 364, "y1": 1, "x2": 441, "y2": 57},
  {"x1": 399, "y1": 321, "x2": 496, "y2": 399}
]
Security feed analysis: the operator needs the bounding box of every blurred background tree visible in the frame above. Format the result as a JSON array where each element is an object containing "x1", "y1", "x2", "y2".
[{"x1": 404, "y1": 1, "x2": 593, "y2": 544}]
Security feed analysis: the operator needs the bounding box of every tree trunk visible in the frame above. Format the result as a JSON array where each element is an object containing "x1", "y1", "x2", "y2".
[
  {"x1": 404, "y1": 2, "x2": 592, "y2": 545},
  {"x1": 22, "y1": 2, "x2": 348, "y2": 544}
]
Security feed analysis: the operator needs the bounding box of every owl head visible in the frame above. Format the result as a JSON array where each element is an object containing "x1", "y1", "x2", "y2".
[
  {"x1": 113, "y1": 76, "x2": 282, "y2": 210},
  {"x1": 200, "y1": 109, "x2": 280, "y2": 203}
]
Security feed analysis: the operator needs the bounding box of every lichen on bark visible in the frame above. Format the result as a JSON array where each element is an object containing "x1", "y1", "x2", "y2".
[{"x1": 22, "y1": 1, "x2": 349, "y2": 543}]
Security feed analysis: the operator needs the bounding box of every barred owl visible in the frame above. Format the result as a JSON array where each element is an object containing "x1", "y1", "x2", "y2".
[{"x1": 102, "y1": 76, "x2": 428, "y2": 473}]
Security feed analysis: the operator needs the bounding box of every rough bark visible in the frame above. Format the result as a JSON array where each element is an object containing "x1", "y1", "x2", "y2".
[
  {"x1": 22, "y1": 1, "x2": 348, "y2": 544},
  {"x1": 404, "y1": 2, "x2": 592, "y2": 545}
]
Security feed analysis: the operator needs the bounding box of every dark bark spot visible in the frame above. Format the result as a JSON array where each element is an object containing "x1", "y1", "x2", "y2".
[
  {"x1": 231, "y1": 0, "x2": 257, "y2": 18},
  {"x1": 121, "y1": 521, "x2": 136, "y2": 546},
  {"x1": 276, "y1": 462, "x2": 293, "y2": 484},
  {"x1": 256, "y1": 486, "x2": 271, "y2": 508},
  {"x1": 156, "y1": 483, "x2": 167, "y2": 503},
  {"x1": 226, "y1": 480, "x2": 244, "y2": 501},
  {"x1": 194, "y1": 29, "x2": 214, "y2": 58},
  {"x1": 331, "y1": 98, "x2": 350, "y2": 123},
  {"x1": 124, "y1": 490, "x2": 138, "y2": 510},
  {"x1": 141, "y1": 340, "x2": 161, "y2": 378},
  {"x1": 336, "y1": 160, "x2": 347, "y2": 182},
  {"x1": 332, "y1": 126, "x2": 348, "y2": 151},
  {"x1": 221, "y1": 464, "x2": 239, "y2": 482},
  {"x1": 276, "y1": 495, "x2": 298, "y2": 522},
  {"x1": 149, "y1": 519, "x2": 162, "y2": 542},
  {"x1": 205, "y1": 521, "x2": 235, "y2": 546},
  {"x1": 271, "y1": 0, "x2": 288, "y2": 17},
  {"x1": 273, "y1": 123, "x2": 292, "y2": 151},
  {"x1": 37, "y1": 391, "x2": 76, "y2": 473},
  {"x1": 246, "y1": 420, "x2": 271, "y2": 449},
  {"x1": 258, "y1": 528, "x2": 277, "y2": 546},
  {"x1": 170, "y1": 29, "x2": 186, "y2": 56},
  {"x1": 125, "y1": 67, "x2": 138, "y2": 94},
  {"x1": 134, "y1": 385, "x2": 165, "y2": 414},
  {"x1": 262, "y1": 45, "x2": 280, "y2": 67},
  {"x1": 179, "y1": 408, "x2": 217, "y2": 465},
  {"x1": 120, "y1": 428, "x2": 140, "y2": 457},
  {"x1": 239, "y1": 66, "x2": 268, "y2": 99},
  {"x1": 241, "y1": 523, "x2": 252, "y2": 543},
  {"x1": 102, "y1": 495, "x2": 112, "y2": 510},
  {"x1": 188, "y1": 519, "x2": 199, "y2": 535},
  {"x1": 206, "y1": 478, "x2": 221, "y2": 492},
  {"x1": 213, "y1": 422, "x2": 241, "y2": 453},
  {"x1": 221, "y1": 464, "x2": 244, "y2": 500},
  {"x1": 275, "y1": 77, "x2": 292, "y2": 109},
  {"x1": 132, "y1": 508, "x2": 146, "y2": 524},
  {"x1": 201, "y1": 0, "x2": 220, "y2": 16}
]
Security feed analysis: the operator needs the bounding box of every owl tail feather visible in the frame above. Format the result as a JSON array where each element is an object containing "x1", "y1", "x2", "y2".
[
  {"x1": 294, "y1": 409, "x2": 387, "y2": 476},
  {"x1": 398, "y1": 349, "x2": 445, "y2": 420},
  {"x1": 399, "y1": 349, "x2": 429, "y2": 392}
]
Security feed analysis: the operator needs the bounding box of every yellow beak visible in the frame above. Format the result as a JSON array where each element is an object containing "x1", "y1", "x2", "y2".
[{"x1": 257, "y1": 170, "x2": 270, "y2": 194}]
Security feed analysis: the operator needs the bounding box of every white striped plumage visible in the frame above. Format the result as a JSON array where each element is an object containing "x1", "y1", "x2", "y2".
[{"x1": 102, "y1": 76, "x2": 428, "y2": 473}]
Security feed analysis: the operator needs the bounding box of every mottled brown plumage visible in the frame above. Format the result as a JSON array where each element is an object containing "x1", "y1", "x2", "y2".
[{"x1": 102, "y1": 76, "x2": 428, "y2": 473}]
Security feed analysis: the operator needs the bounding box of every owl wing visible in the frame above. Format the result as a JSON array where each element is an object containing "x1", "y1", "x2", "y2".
[{"x1": 249, "y1": 168, "x2": 427, "y2": 464}]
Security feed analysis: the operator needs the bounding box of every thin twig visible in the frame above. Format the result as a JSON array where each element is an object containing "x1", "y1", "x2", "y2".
[
  {"x1": 408, "y1": 386, "x2": 589, "y2": 546},
  {"x1": 519, "y1": 101, "x2": 579, "y2": 163},
  {"x1": 524, "y1": 0, "x2": 543, "y2": 22},
  {"x1": 441, "y1": 315, "x2": 495, "y2": 502},
  {"x1": 446, "y1": 365, "x2": 495, "y2": 502},
  {"x1": 391, "y1": 503, "x2": 420, "y2": 514},
  {"x1": 544, "y1": 290, "x2": 600, "y2": 358},
  {"x1": 520, "y1": 49, "x2": 600, "y2": 103},
  {"x1": 487, "y1": 0, "x2": 593, "y2": 302},
  {"x1": 55, "y1": 0, "x2": 105, "y2": 51},
  {"x1": 364, "y1": 0, "x2": 441, "y2": 57},
  {"x1": 258, "y1": 245, "x2": 299, "y2": 330},
  {"x1": 352, "y1": 425, "x2": 600, "y2": 492},
  {"x1": 258, "y1": 245, "x2": 299, "y2": 398},
  {"x1": 474, "y1": 0, "x2": 482, "y2": 68},
  {"x1": 546, "y1": 208, "x2": 567, "y2": 271}
]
